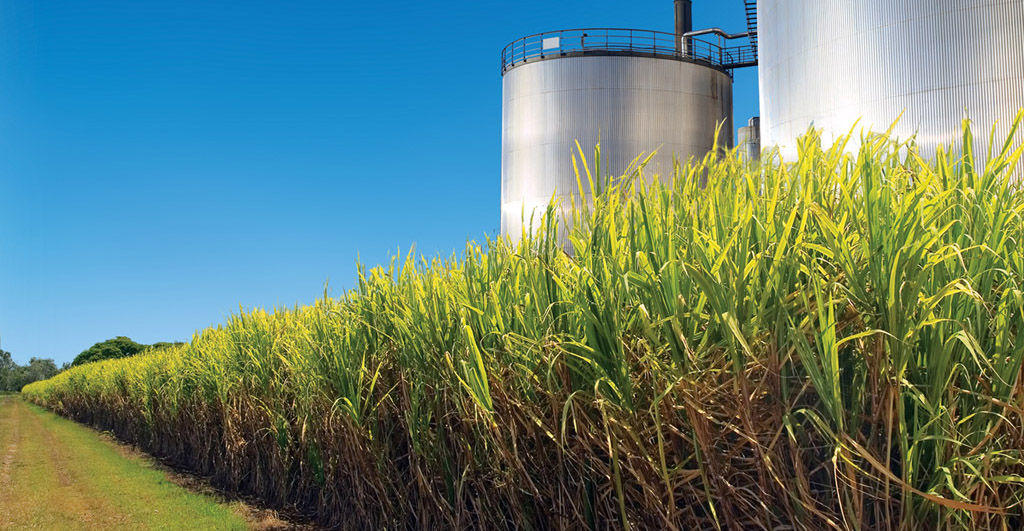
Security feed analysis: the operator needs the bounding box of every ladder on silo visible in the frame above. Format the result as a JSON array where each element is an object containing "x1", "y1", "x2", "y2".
[{"x1": 744, "y1": 0, "x2": 758, "y2": 52}]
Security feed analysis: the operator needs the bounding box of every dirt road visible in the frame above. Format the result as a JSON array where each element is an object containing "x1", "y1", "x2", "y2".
[{"x1": 0, "y1": 395, "x2": 248, "y2": 530}]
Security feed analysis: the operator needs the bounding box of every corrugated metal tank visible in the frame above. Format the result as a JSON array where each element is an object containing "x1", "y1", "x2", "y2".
[
  {"x1": 501, "y1": 55, "x2": 733, "y2": 238},
  {"x1": 758, "y1": 0, "x2": 1024, "y2": 159}
]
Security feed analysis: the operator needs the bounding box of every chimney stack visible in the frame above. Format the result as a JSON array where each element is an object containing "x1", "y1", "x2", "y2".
[{"x1": 675, "y1": 0, "x2": 693, "y2": 54}]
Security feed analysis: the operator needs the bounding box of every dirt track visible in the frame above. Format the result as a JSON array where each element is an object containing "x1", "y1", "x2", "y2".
[{"x1": 0, "y1": 396, "x2": 249, "y2": 530}]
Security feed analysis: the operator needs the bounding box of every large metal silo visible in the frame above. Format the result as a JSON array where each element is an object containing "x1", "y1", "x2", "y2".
[
  {"x1": 758, "y1": 0, "x2": 1024, "y2": 159},
  {"x1": 500, "y1": 28, "x2": 740, "y2": 239}
]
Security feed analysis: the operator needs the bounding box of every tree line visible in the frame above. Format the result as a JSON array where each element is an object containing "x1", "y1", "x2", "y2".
[{"x1": 0, "y1": 350, "x2": 60, "y2": 392}]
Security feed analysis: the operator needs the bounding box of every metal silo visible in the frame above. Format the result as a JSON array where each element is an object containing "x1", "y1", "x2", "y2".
[
  {"x1": 500, "y1": 2, "x2": 757, "y2": 239},
  {"x1": 758, "y1": 0, "x2": 1024, "y2": 159}
]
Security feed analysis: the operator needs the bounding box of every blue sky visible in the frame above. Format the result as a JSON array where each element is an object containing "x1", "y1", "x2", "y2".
[{"x1": 0, "y1": 0, "x2": 759, "y2": 365}]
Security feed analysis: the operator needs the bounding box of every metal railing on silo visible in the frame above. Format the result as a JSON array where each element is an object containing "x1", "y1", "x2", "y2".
[{"x1": 500, "y1": 28, "x2": 757, "y2": 75}]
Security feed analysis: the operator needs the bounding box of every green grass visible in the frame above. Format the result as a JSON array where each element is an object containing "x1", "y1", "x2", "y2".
[
  {"x1": 0, "y1": 396, "x2": 248, "y2": 530},
  {"x1": 23, "y1": 115, "x2": 1024, "y2": 530}
]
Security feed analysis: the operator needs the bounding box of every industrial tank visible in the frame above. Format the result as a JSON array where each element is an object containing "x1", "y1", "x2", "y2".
[
  {"x1": 500, "y1": 28, "x2": 736, "y2": 239},
  {"x1": 737, "y1": 116, "x2": 761, "y2": 161},
  {"x1": 758, "y1": 0, "x2": 1024, "y2": 159}
]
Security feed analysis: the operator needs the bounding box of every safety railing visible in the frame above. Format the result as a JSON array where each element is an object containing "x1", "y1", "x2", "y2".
[{"x1": 501, "y1": 28, "x2": 757, "y2": 75}]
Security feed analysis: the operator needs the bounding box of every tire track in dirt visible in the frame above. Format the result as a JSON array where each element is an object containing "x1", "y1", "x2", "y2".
[
  {"x1": 43, "y1": 420, "x2": 74, "y2": 487},
  {"x1": 0, "y1": 397, "x2": 22, "y2": 494}
]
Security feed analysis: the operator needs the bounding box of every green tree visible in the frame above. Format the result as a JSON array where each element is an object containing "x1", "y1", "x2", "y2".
[
  {"x1": 0, "y1": 349, "x2": 15, "y2": 391},
  {"x1": 0, "y1": 351, "x2": 61, "y2": 392},
  {"x1": 24, "y1": 357, "x2": 59, "y2": 383},
  {"x1": 71, "y1": 336, "x2": 149, "y2": 367}
]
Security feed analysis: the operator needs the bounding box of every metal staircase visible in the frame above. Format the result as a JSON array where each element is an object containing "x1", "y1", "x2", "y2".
[{"x1": 744, "y1": 0, "x2": 758, "y2": 52}]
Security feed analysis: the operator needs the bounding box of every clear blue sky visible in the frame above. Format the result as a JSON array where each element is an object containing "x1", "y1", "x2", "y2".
[{"x1": 0, "y1": 0, "x2": 759, "y2": 365}]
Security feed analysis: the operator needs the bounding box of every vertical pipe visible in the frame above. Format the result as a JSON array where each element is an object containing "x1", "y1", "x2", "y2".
[{"x1": 675, "y1": 0, "x2": 693, "y2": 55}]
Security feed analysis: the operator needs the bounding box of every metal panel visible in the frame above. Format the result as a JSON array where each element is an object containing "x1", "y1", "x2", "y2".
[
  {"x1": 758, "y1": 0, "x2": 1024, "y2": 160},
  {"x1": 501, "y1": 56, "x2": 733, "y2": 238}
]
